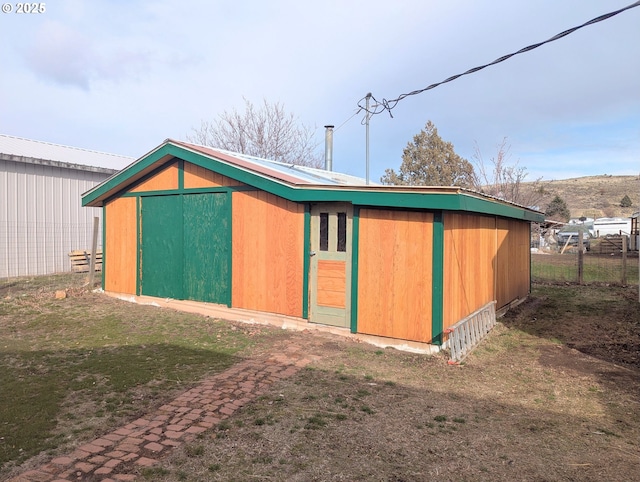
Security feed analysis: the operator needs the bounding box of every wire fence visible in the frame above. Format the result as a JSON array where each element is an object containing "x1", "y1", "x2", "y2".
[
  {"x1": 0, "y1": 221, "x2": 102, "y2": 279},
  {"x1": 532, "y1": 240, "x2": 639, "y2": 286}
]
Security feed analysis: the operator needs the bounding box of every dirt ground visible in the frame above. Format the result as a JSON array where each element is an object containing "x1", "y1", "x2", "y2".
[
  {"x1": 2, "y1": 280, "x2": 639, "y2": 481},
  {"x1": 145, "y1": 284, "x2": 640, "y2": 482}
]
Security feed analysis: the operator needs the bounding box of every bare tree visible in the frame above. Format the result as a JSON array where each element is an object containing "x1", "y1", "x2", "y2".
[
  {"x1": 188, "y1": 99, "x2": 323, "y2": 168},
  {"x1": 473, "y1": 138, "x2": 545, "y2": 209}
]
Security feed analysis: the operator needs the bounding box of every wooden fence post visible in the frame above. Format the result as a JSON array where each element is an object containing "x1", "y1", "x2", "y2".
[
  {"x1": 621, "y1": 235, "x2": 627, "y2": 285},
  {"x1": 577, "y1": 232, "x2": 584, "y2": 284},
  {"x1": 88, "y1": 217, "x2": 99, "y2": 287}
]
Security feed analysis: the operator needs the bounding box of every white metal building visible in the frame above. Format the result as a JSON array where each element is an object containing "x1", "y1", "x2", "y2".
[{"x1": 0, "y1": 135, "x2": 133, "y2": 278}]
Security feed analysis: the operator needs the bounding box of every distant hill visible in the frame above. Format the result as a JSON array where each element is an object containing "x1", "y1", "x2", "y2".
[{"x1": 524, "y1": 175, "x2": 639, "y2": 220}]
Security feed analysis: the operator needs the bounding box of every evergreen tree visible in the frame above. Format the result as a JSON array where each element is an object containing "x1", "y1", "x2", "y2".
[
  {"x1": 545, "y1": 195, "x2": 571, "y2": 221},
  {"x1": 620, "y1": 194, "x2": 632, "y2": 208},
  {"x1": 381, "y1": 121, "x2": 476, "y2": 187}
]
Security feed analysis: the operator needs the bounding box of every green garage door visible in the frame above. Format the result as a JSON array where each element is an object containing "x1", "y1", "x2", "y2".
[{"x1": 141, "y1": 193, "x2": 230, "y2": 304}]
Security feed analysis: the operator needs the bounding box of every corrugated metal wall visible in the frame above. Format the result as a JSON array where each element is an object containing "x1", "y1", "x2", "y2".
[{"x1": 0, "y1": 159, "x2": 111, "y2": 278}]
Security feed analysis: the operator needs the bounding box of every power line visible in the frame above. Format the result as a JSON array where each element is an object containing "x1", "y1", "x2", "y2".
[{"x1": 358, "y1": 1, "x2": 640, "y2": 117}]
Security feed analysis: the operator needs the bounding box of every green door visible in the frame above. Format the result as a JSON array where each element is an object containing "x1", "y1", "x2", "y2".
[
  {"x1": 141, "y1": 195, "x2": 184, "y2": 299},
  {"x1": 140, "y1": 193, "x2": 231, "y2": 304},
  {"x1": 183, "y1": 193, "x2": 230, "y2": 304},
  {"x1": 310, "y1": 203, "x2": 352, "y2": 328}
]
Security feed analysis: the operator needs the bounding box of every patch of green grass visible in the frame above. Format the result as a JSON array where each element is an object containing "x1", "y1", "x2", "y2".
[
  {"x1": 434, "y1": 415, "x2": 447, "y2": 422},
  {"x1": 453, "y1": 417, "x2": 466, "y2": 424},
  {"x1": 141, "y1": 466, "x2": 171, "y2": 478},
  {"x1": 0, "y1": 274, "x2": 259, "y2": 470},
  {"x1": 185, "y1": 444, "x2": 205, "y2": 457},
  {"x1": 360, "y1": 406, "x2": 375, "y2": 415},
  {"x1": 305, "y1": 414, "x2": 327, "y2": 429}
]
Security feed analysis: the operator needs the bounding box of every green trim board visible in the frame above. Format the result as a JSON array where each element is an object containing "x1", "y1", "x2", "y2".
[
  {"x1": 82, "y1": 141, "x2": 543, "y2": 223},
  {"x1": 178, "y1": 159, "x2": 184, "y2": 189},
  {"x1": 350, "y1": 206, "x2": 360, "y2": 334},
  {"x1": 431, "y1": 211, "x2": 444, "y2": 345},
  {"x1": 101, "y1": 205, "x2": 106, "y2": 291},
  {"x1": 135, "y1": 196, "x2": 141, "y2": 296},
  {"x1": 120, "y1": 185, "x2": 259, "y2": 198},
  {"x1": 302, "y1": 205, "x2": 310, "y2": 320}
]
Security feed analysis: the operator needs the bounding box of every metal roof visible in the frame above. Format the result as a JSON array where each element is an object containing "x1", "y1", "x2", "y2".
[
  {"x1": 0, "y1": 134, "x2": 134, "y2": 173},
  {"x1": 174, "y1": 141, "x2": 373, "y2": 186},
  {"x1": 82, "y1": 139, "x2": 545, "y2": 223}
]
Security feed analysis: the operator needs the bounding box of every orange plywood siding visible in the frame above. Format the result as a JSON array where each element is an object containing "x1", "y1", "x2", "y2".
[
  {"x1": 104, "y1": 197, "x2": 137, "y2": 294},
  {"x1": 443, "y1": 213, "x2": 496, "y2": 329},
  {"x1": 232, "y1": 191, "x2": 304, "y2": 317},
  {"x1": 495, "y1": 218, "x2": 530, "y2": 307},
  {"x1": 357, "y1": 209, "x2": 433, "y2": 343},
  {"x1": 317, "y1": 260, "x2": 346, "y2": 308},
  {"x1": 183, "y1": 162, "x2": 245, "y2": 188},
  {"x1": 130, "y1": 162, "x2": 179, "y2": 192}
]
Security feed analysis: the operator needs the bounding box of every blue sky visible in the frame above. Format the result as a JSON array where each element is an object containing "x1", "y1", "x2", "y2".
[{"x1": 1, "y1": 0, "x2": 638, "y2": 182}]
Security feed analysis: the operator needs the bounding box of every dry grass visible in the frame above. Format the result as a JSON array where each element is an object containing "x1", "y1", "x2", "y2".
[
  {"x1": 147, "y1": 284, "x2": 640, "y2": 482},
  {"x1": 2, "y1": 277, "x2": 639, "y2": 481},
  {"x1": 526, "y1": 174, "x2": 640, "y2": 218}
]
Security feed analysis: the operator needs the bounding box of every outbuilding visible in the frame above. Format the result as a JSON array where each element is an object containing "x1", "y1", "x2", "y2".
[
  {"x1": 1, "y1": 134, "x2": 131, "y2": 278},
  {"x1": 82, "y1": 139, "x2": 544, "y2": 348}
]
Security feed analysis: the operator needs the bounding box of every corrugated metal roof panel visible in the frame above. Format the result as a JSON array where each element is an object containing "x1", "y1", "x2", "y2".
[
  {"x1": 174, "y1": 141, "x2": 373, "y2": 186},
  {"x1": 0, "y1": 134, "x2": 134, "y2": 171}
]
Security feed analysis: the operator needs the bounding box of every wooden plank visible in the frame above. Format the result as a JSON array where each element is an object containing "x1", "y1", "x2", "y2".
[
  {"x1": 357, "y1": 209, "x2": 433, "y2": 343},
  {"x1": 317, "y1": 260, "x2": 346, "y2": 308},
  {"x1": 130, "y1": 162, "x2": 179, "y2": 192},
  {"x1": 231, "y1": 191, "x2": 304, "y2": 317},
  {"x1": 443, "y1": 213, "x2": 496, "y2": 331},
  {"x1": 104, "y1": 197, "x2": 137, "y2": 294},
  {"x1": 183, "y1": 162, "x2": 245, "y2": 188}
]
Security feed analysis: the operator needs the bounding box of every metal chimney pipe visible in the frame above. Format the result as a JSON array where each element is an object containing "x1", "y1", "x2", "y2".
[{"x1": 324, "y1": 125, "x2": 334, "y2": 171}]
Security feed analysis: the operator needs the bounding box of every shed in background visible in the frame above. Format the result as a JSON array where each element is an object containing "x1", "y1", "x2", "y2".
[{"x1": 0, "y1": 135, "x2": 133, "y2": 278}]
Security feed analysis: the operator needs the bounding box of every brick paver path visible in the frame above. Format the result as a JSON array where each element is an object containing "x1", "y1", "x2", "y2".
[{"x1": 8, "y1": 341, "x2": 319, "y2": 482}]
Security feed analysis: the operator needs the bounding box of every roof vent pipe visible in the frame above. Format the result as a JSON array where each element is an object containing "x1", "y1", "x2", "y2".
[{"x1": 324, "y1": 125, "x2": 334, "y2": 171}]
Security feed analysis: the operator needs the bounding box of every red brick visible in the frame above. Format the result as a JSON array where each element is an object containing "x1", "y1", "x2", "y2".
[
  {"x1": 104, "y1": 459, "x2": 122, "y2": 468},
  {"x1": 95, "y1": 467, "x2": 113, "y2": 475},
  {"x1": 115, "y1": 443, "x2": 141, "y2": 453},
  {"x1": 114, "y1": 475, "x2": 137, "y2": 481},
  {"x1": 121, "y1": 453, "x2": 139, "y2": 462},
  {"x1": 105, "y1": 450, "x2": 126, "y2": 458},
  {"x1": 144, "y1": 433, "x2": 161, "y2": 442},
  {"x1": 132, "y1": 418, "x2": 151, "y2": 427},
  {"x1": 166, "y1": 424, "x2": 185, "y2": 432},
  {"x1": 219, "y1": 406, "x2": 235, "y2": 416},
  {"x1": 103, "y1": 433, "x2": 125, "y2": 442},
  {"x1": 88, "y1": 455, "x2": 108, "y2": 464},
  {"x1": 186, "y1": 426, "x2": 206, "y2": 434},
  {"x1": 92, "y1": 438, "x2": 115, "y2": 448},
  {"x1": 165, "y1": 430, "x2": 184, "y2": 439},
  {"x1": 113, "y1": 428, "x2": 133, "y2": 437},
  {"x1": 51, "y1": 456, "x2": 75, "y2": 466},
  {"x1": 69, "y1": 449, "x2": 91, "y2": 460},
  {"x1": 74, "y1": 461, "x2": 96, "y2": 473},
  {"x1": 122, "y1": 437, "x2": 144, "y2": 446},
  {"x1": 144, "y1": 442, "x2": 164, "y2": 453},
  {"x1": 135, "y1": 457, "x2": 157, "y2": 467},
  {"x1": 162, "y1": 439, "x2": 181, "y2": 447}
]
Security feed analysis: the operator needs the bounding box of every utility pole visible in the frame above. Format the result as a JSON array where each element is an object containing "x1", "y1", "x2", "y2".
[{"x1": 365, "y1": 93, "x2": 371, "y2": 185}]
